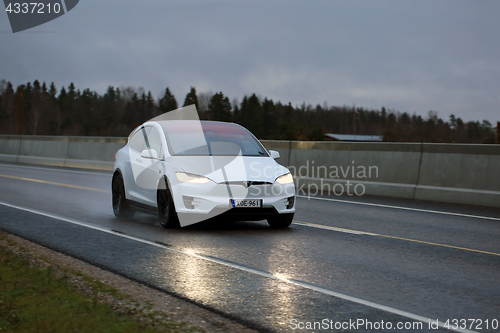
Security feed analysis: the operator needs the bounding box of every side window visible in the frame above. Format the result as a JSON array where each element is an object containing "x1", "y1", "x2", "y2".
[
  {"x1": 145, "y1": 127, "x2": 164, "y2": 158},
  {"x1": 129, "y1": 128, "x2": 146, "y2": 152}
]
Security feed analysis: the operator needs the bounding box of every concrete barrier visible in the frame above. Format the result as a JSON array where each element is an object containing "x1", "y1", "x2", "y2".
[
  {"x1": 0, "y1": 135, "x2": 126, "y2": 171},
  {"x1": 0, "y1": 135, "x2": 22, "y2": 163},
  {"x1": 64, "y1": 136, "x2": 127, "y2": 170},
  {"x1": 415, "y1": 144, "x2": 500, "y2": 207},
  {"x1": 17, "y1": 136, "x2": 70, "y2": 168},
  {"x1": 1, "y1": 135, "x2": 499, "y2": 208},
  {"x1": 262, "y1": 140, "x2": 500, "y2": 208}
]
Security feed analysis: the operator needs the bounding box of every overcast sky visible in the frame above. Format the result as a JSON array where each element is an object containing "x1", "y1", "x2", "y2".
[{"x1": 1, "y1": 0, "x2": 499, "y2": 124}]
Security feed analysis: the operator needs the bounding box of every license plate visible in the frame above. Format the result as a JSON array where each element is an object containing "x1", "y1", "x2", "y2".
[{"x1": 230, "y1": 199, "x2": 262, "y2": 208}]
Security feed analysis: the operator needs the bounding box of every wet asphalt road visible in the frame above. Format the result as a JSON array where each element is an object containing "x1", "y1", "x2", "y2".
[{"x1": 0, "y1": 162, "x2": 499, "y2": 333}]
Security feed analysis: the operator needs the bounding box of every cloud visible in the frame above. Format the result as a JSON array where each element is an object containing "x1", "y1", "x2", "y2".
[{"x1": 1, "y1": 0, "x2": 499, "y2": 123}]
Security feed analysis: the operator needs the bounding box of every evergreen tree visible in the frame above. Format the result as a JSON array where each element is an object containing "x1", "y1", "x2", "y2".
[
  {"x1": 146, "y1": 91, "x2": 156, "y2": 118},
  {"x1": 279, "y1": 102, "x2": 296, "y2": 140},
  {"x1": 232, "y1": 105, "x2": 240, "y2": 123},
  {"x1": 387, "y1": 113, "x2": 396, "y2": 126},
  {"x1": 60, "y1": 82, "x2": 79, "y2": 134},
  {"x1": 0, "y1": 80, "x2": 496, "y2": 143},
  {"x1": 47, "y1": 83, "x2": 60, "y2": 134},
  {"x1": 30, "y1": 80, "x2": 42, "y2": 134},
  {"x1": 158, "y1": 87, "x2": 178, "y2": 113},
  {"x1": 38, "y1": 82, "x2": 50, "y2": 135},
  {"x1": 58, "y1": 87, "x2": 69, "y2": 133},
  {"x1": 381, "y1": 107, "x2": 387, "y2": 127},
  {"x1": 238, "y1": 94, "x2": 262, "y2": 137},
  {"x1": 140, "y1": 92, "x2": 147, "y2": 121},
  {"x1": 208, "y1": 92, "x2": 231, "y2": 122},
  {"x1": 68, "y1": 82, "x2": 77, "y2": 109},
  {"x1": 79, "y1": 88, "x2": 93, "y2": 135},
  {"x1": 261, "y1": 98, "x2": 277, "y2": 139},
  {"x1": 49, "y1": 83, "x2": 57, "y2": 98},
  {"x1": 123, "y1": 93, "x2": 141, "y2": 128},
  {"x1": 33, "y1": 80, "x2": 41, "y2": 93},
  {"x1": 22, "y1": 82, "x2": 32, "y2": 130},
  {"x1": 183, "y1": 86, "x2": 199, "y2": 111},
  {"x1": 102, "y1": 86, "x2": 117, "y2": 134},
  {"x1": 449, "y1": 114, "x2": 457, "y2": 129}
]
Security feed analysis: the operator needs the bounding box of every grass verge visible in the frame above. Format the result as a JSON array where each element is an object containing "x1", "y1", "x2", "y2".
[{"x1": 0, "y1": 240, "x2": 204, "y2": 333}]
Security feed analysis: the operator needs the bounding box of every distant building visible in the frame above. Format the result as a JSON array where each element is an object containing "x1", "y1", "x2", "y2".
[{"x1": 325, "y1": 134, "x2": 383, "y2": 142}]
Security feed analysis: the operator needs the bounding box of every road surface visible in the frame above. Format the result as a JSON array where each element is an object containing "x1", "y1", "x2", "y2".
[{"x1": 0, "y1": 162, "x2": 499, "y2": 332}]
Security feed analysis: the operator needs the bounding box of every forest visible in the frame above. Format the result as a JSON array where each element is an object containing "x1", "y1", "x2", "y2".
[{"x1": 0, "y1": 80, "x2": 497, "y2": 143}]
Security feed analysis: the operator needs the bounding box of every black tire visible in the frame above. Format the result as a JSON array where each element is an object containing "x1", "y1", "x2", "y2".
[
  {"x1": 112, "y1": 173, "x2": 135, "y2": 219},
  {"x1": 157, "y1": 178, "x2": 180, "y2": 228},
  {"x1": 267, "y1": 213, "x2": 294, "y2": 228}
]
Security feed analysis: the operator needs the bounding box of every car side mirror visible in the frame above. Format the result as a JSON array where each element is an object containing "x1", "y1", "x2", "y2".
[
  {"x1": 269, "y1": 150, "x2": 280, "y2": 160},
  {"x1": 141, "y1": 149, "x2": 159, "y2": 159}
]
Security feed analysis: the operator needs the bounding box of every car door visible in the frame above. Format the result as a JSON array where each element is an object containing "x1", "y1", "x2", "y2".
[
  {"x1": 126, "y1": 127, "x2": 147, "y2": 203},
  {"x1": 140, "y1": 126, "x2": 165, "y2": 205}
]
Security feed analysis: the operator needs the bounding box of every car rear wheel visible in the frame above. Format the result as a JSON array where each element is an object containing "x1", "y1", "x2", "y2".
[
  {"x1": 112, "y1": 173, "x2": 135, "y2": 219},
  {"x1": 157, "y1": 179, "x2": 180, "y2": 228},
  {"x1": 267, "y1": 213, "x2": 294, "y2": 228}
]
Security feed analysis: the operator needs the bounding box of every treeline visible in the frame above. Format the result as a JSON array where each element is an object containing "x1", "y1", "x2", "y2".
[{"x1": 0, "y1": 79, "x2": 497, "y2": 143}]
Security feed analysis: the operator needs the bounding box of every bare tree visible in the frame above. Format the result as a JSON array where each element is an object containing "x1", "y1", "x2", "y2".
[{"x1": 197, "y1": 91, "x2": 213, "y2": 114}]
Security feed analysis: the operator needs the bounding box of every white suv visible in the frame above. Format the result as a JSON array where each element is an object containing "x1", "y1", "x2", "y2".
[{"x1": 112, "y1": 120, "x2": 296, "y2": 228}]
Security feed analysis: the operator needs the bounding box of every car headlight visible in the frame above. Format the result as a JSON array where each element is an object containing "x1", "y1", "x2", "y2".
[
  {"x1": 275, "y1": 173, "x2": 293, "y2": 185},
  {"x1": 176, "y1": 172, "x2": 212, "y2": 184}
]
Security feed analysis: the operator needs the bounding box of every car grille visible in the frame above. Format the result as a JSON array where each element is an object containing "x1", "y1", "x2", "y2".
[
  {"x1": 224, "y1": 207, "x2": 278, "y2": 215},
  {"x1": 221, "y1": 181, "x2": 273, "y2": 188}
]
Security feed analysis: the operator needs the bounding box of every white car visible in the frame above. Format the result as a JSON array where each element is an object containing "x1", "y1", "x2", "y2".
[{"x1": 112, "y1": 120, "x2": 296, "y2": 228}]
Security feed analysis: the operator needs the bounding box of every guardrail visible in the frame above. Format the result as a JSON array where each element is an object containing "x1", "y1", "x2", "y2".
[{"x1": 1, "y1": 135, "x2": 499, "y2": 208}]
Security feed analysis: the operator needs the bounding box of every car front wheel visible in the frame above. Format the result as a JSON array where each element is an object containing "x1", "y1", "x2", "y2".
[{"x1": 157, "y1": 178, "x2": 180, "y2": 228}]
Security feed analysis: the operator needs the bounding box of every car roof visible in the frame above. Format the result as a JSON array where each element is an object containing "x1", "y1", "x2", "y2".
[{"x1": 155, "y1": 120, "x2": 249, "y2": 135}]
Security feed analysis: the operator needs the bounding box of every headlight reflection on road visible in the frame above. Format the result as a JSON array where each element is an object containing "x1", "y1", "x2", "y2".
[
  {"x1": 163, "y1": 248, "x2": 217, "y2": 302},
  {"x1": 273, "y1": 272, "x2": 291, "y2": 282},
  {"x1": 268, "y1": 269, "x2": 300, "y2": 321},
  {"x1": 153, "y1": 245, "x2": 302, "y2": 320},
  {"x1": 183, "y1": 248, "x2": 198, "y2": 256}
]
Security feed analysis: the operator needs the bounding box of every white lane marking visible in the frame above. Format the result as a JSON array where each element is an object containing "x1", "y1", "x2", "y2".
[
  {"x1": 0, "y1": 201, "x2": 477, "y2": 333},
  {"x1": 297, "y1": 195, "x2": 500, "y2": 222},
  {"x1": 293, "y1": 221, "x2": 375, "y2": 235},
  {"x1": 0, "y1": 162, "x2": 111, "y2": 176},
  {"x1": 293, "y1": 220, "x2": 500, "y2": 257}
]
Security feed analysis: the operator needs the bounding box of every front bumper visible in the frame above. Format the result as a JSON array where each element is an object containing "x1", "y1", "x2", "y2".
[{"x1": 171, "y1": 181, "x2": 296, "y2": 225}]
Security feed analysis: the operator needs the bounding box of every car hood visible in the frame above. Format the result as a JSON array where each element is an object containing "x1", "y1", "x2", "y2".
[{"x1": 166, "y1": 155, "x2": 290, "y2": 183}]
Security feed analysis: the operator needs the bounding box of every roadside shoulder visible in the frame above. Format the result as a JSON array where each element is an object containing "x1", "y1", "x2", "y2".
[{"x1": 0, "y1": 230, "x2": 258, "y2": 333}]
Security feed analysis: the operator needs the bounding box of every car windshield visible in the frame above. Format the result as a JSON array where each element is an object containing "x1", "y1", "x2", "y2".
[{"x1": 158, "y1": 121, "x2": 269, "y2": 157}]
